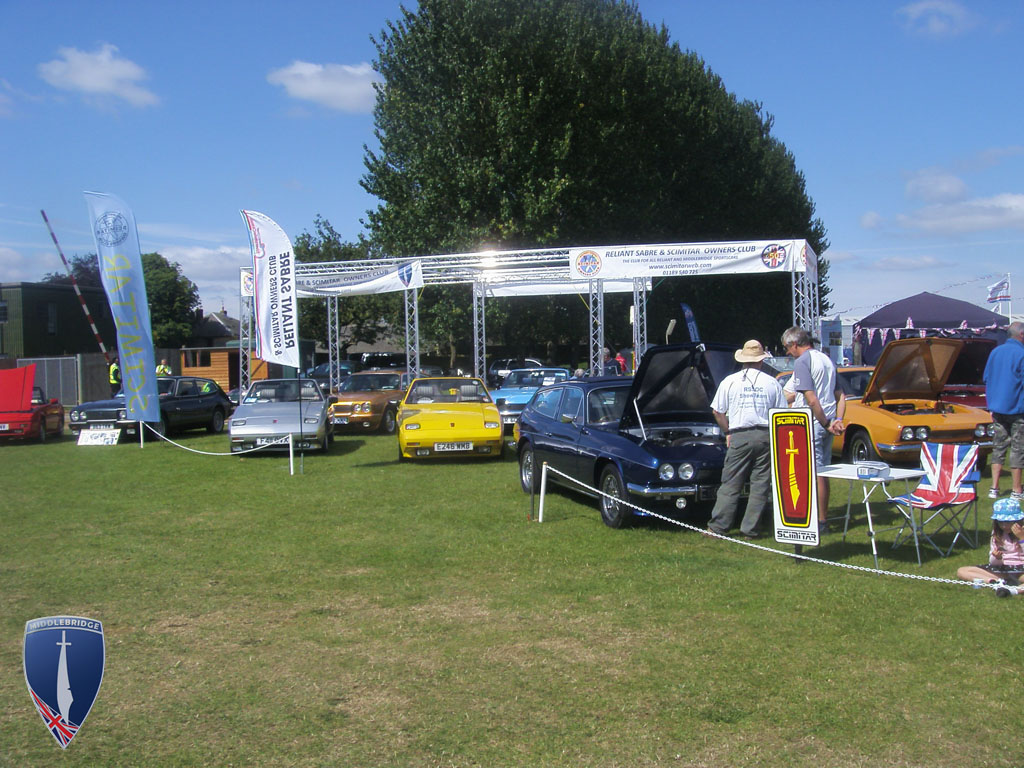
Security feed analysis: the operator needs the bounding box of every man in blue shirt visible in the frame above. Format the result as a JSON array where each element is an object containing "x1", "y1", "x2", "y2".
[{"x1": 983, "y1": 322, "x2": 1024, "y2": 501}]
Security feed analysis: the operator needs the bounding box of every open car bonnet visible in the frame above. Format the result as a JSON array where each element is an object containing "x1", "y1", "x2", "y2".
[
  {"x1": 862, "y1": 337, "x2": 972, "y2": 403},
  {"x1": 0, "y1": 364, "x2": 34, "y2": 412},
  {"x1": 618, "y1": 343, "x2": 736, "y2": 430}
]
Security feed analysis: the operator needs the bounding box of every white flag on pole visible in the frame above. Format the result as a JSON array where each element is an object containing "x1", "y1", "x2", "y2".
[
  {"x1": 240, "y1": 210, "x2": 300, "y2": 369},
  {"x1": 987, "y1": 275, "x2": 1011, "y2": 303}
]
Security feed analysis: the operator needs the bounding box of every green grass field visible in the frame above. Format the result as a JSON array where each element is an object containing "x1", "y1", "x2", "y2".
[{"x1": 0, "y1": 431, "x2": 1016, "y2": 767}]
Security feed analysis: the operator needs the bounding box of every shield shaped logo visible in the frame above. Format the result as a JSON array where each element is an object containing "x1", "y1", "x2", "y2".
[
  {"x1": 398, "y1": 262, "x2": 414, "y2": 287},
  {"x1": 23, "y1": 616, "x2": 104, "y2": 749}
]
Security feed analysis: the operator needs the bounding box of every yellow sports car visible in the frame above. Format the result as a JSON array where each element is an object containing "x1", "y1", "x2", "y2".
[
  {"x1": 829, "y1": 338, "x2": 992, "y2": 463},
  {"x1": 397, "y1": 377, "x2": 504, "y2": 460}
]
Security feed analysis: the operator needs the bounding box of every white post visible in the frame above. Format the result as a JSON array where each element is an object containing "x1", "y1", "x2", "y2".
[
  {"x1": 288, "y1": 433, "x2": 295, "y2": 476},
  {"x1": 139, "y1": 420, "x2": 144, "y2": 448},
  {"x1": 538, "y1": 462, "x2": 549, "y2": 523}
]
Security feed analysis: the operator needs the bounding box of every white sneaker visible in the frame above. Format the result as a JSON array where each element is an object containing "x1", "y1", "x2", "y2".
[
  {"x1": 995, "y1": 584, "x2": 1020, "y2": 598},
  {"x1": 989, "y1": 488, "x2": 1000, "y2": 500},
  {"x1": 1011, "y1": 491, "x2": 1024, "y2": 502}
]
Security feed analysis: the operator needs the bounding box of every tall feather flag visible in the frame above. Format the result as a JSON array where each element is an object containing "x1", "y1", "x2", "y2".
[
  {"x1": 84, "y1": 192, "x2": 160, "y2": 422},
  {"x1": 987, "y1": 275, "x2": 1011, "y2": 303},
  {"x1": 240, "y1": 211, "x2": 300, "y2": 369}
]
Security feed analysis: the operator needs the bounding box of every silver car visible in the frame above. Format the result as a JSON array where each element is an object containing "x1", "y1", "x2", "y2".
[{"x1": 229, "y1": 378, "x2": 334, "y2": 452}]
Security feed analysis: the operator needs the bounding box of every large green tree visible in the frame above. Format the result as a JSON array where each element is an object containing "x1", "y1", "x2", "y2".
[
  {"x1": 42, "y1": 251, "x2": 200, "y2": 348},
  {"x1": 292, "y1": 216, "x2": 402, "y2": 351},
  {"x1": 362, "y1": 0, "x2": 829, "y2": 355}
]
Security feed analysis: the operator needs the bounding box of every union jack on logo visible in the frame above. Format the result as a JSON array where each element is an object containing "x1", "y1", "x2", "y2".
[
  {"x1": 28, "y1": 687, "x2": 79, "y2": 748},
  {"x1": 760, "y1": 243, "x2": 787, "y2": 269}
]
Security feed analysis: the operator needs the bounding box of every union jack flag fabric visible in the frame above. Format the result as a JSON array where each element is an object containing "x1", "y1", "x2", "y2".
[
  {"x1": 891, "y1": 443, "x2": 978, "y2": 508},
  {"x1": 28, "y1": 687, "x2": 79, "y2": 748}
]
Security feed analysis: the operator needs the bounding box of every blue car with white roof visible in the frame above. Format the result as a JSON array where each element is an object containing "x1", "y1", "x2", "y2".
[{"x1": 489, "y1": 367, "x2": 571, "y2": 436}]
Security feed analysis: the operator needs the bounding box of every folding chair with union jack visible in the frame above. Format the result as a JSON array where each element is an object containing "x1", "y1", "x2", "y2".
[{"x1": 886, "y1": 442, "x2": 980, "y2": 564}]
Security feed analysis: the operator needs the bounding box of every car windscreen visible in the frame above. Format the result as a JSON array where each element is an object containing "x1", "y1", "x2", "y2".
[
  {"x1": 504, "y1": 370, "x2": 567, "y2": 387},
  {"x1": 244, "y1": 380, "x2": 323, "y2": 403},
  {"x1": 408, "y1": 379, "x2": 489, "y2": 403},
  {"x1": 341, "y1": 373, "x2": 400, "y2": 392},
  {"x1": 839, "y1": 369, "x2": 873, "y2": 398}
]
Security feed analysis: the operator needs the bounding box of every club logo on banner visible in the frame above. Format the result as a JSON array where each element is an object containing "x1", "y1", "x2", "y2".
[
  {"x1": 84, "y1": 192, "x2": 160, "y2": 423},
  {"x1": 24, "y1": 616, "x2": 105, "y2": 749},
  {"x1": 769, "y1": 409, "x2": 818, "y2": 545},
  {"x1": 240, "y1": 210, "x2": 300, "y2": 370}
]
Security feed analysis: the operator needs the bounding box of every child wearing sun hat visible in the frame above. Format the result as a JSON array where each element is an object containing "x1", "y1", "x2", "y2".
[{"x1": 957, "y1": 498, "x2": 1024, "y2": 596}]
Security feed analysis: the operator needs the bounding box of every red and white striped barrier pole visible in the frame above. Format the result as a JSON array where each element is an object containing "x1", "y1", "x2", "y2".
[{"x1": 40, "y1": 210, "x2": 111, "y2": 364}]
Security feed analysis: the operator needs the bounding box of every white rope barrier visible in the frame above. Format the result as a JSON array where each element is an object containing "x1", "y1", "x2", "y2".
[
  {"x1": 537, "y1": 463, "x2": 1000, "y2": 591},
  {"x1": 140, "y1": 422, "x2": 291, "y2": 457}
]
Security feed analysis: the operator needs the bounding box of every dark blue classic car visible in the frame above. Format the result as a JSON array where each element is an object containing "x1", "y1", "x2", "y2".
[
  {"x1": 68, "y1": 376, "x2": 234, "y2": 437},
  {"x1": 514, "y1": 343, "x2": 737, "y2": 527}
]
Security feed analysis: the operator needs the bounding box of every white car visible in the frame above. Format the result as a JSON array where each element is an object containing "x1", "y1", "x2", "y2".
[{"x1": 229, "y1": 379, "x2": 334, "y2": 452}]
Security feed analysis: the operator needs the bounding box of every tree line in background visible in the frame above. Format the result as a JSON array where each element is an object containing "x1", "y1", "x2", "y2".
[
  {"x1": 41, "y1": 252, "x2": 200, "y2": 349},
  {"x1": 46, "y1": 0, "x2": 830, "y2": 364}
]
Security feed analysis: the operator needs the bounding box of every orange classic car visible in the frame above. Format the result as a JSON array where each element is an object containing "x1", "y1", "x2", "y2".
[
  {"x1": 835, "y1": 338, "x2": 993, "y2": 463},
  {"x1": 328, "y1": 370, "x2": 412, "y2": 435}
]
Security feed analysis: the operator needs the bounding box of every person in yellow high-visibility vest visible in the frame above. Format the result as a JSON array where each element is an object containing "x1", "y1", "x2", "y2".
[
  {"x1": 109, "y1": 356, "x2": 121, "y2": 397},
  {"x1": 155, "y1": 358, "x2": 172, "y2": 376}
]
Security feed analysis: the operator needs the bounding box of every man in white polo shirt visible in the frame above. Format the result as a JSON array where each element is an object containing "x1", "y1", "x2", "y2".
[{"x1": 706, "y1": 340, "x2": 788, "y2": 539}]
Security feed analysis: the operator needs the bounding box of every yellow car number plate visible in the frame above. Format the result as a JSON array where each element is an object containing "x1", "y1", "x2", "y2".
[{"x1": 434, "y1": 441, "x2": 472, "y2": 452}]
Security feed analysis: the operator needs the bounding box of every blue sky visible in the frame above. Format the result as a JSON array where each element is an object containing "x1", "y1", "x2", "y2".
[{"x1": 2, "y1": 0, "x2": 1022, "y2": 322}]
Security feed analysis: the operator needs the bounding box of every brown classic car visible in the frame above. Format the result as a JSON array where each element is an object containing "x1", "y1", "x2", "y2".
[{"x1": 328, "y1": 370, "x2": 412, "y2": 435}]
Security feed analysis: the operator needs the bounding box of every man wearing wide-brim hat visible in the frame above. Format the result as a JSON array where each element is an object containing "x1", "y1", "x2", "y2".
[{"x1": 706, "y1": 340, "x2": 788, "y2": 539}]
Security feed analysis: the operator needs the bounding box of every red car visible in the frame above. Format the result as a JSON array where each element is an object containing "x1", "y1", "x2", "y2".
[{"x1": 0, "y1": 364, "x2": 65, "y2": 441}]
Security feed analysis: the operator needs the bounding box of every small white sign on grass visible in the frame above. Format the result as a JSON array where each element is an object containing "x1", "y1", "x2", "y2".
[{"x1": 77, "y1": 429, "x2": 121, "y2": 446}]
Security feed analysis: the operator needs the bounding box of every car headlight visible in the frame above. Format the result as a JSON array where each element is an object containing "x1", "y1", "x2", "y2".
[
  {"x1": 900, "y1": 427, "x2": 915, "y2": 441},
  {"x1": 658, "y1": 463, "x2": 675, "y2": 481},
  {"x1": 118, "y1": 409, "x2": 126, "y2": 419},
  {"x1": 677, "y1": 462, "x2": 695, "y2": 481},
  {"x1": 986, "y1": 423, "x2": 996, "y2": 437},
  {"x1": 70, "y1": 411, "x2": 79, "y2": 421},
  {"x1": 231, "y1": 419, "x2": 246, "y2": 427},
  {"x1": 304, "y1": 417, "x2": 319, "y2": 425},
  {"x1": 484, "y1": 421, "x2": 499, "y2": 429},
  {"x1": 914, "y1": 426, "x2": 929, "y2": 441},
  {"x1": 405, "y1": 423, "x2": 420, "y2": 430}
]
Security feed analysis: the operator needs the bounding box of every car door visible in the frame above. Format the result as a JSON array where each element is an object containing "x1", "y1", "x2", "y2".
[
  {"x1": 548, "y1": 385, "x2": 585, "y2": 480},
  {"x1": 168, "y1": 378, "x2": 203, "y2": 428}
]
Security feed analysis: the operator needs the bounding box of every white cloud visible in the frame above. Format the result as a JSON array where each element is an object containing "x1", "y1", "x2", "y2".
[
  {"x1": 821, "y1": 249, "x2": 858, "y2": 264},
  {"x1": 896, "y1": 193, "x2": 1024, "y2": 234},
  {"x1": 904, "y1": 167, "x2": 967, "y2": 203},
  {"x1": 860, "y1": 211, "x2": 883, "y2": 229},
  {"x1": 38, "y1": 44, "x2": 158, "y2": 107},
  {"x1": 897, "y1": 0, "x2": 977, "y2": 37},
  {"x1": 267, "y1": 61, "x2": 379, "y2": 113},
  {"x1": 158, "y1": 243, "x2": 252, "y2": 312},
  {"x1": 873, "y1": 254, "x2": 954, "y2": 270}
]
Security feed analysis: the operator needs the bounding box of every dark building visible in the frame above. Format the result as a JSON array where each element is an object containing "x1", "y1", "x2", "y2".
[{"x1": 0, "y1": 282, "x2": 116, "y2": 358}]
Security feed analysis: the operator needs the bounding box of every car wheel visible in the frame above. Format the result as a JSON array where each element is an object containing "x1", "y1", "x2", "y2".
[
  {"x1": 519, "y1": 443, "x2": 540, "y2": 493},
  {"x1": 599, "y1": 464, "x2": 631, "y2": 529},
  {"x1": 397, "y1": 445, "x2": 408, "y2": 463},
  {"x1": 321, "y1": 434, "x2": 329, "y2": 451},
  {"x1": 208, "y1": 408, "x2": 225, "y2": 434},
  {"x1": 381, "y1": 407, "x2": 397, "y2": 435},
  {"x1": 38, "y1": 422, "x2": 47, "y2": 442},
  {"x1": 154, "y1": 417, "x2": 168, "y2": 437},
  {"x1": 844, "y1": 428, "x2": 879, "y2": 462}
]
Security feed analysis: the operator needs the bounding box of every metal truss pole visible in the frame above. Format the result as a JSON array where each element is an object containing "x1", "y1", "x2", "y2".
[
  {"x1": 632, "y1": 277, "x2": 648, "y2": 369},
  {"x1": 472, "y1": 281, "x2": 486, "y2": 381},
  {"x1": 404, "y1": 288, "x2": 421, "y2": 378},
  {"x1": 239, "y1": 293, "x2": 253, "y2": 395},
  {"x1": 327, "y1": 296, "x2": 343, "y2": 391},
  {"x1": 588, "y1": 280, "x2": 605, "y2": 376}
]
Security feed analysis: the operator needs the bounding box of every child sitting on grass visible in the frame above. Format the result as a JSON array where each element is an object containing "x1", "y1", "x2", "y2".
[{"x1": 957, "y1": 498, "x2": 1024, "y2": 597}]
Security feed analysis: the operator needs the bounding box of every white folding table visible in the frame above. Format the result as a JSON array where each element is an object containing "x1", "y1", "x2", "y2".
[{"x1": 816, "y1": 463, "x2": 927, "y2": 567}]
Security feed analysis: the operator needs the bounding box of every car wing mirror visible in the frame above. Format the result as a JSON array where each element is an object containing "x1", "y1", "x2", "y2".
[
  {"x1": 495, "y1": 398, "x2": 506, "y2": 407},
  {"x1": 560, "y1": 414, "x2": 575, "y2": 424}
]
